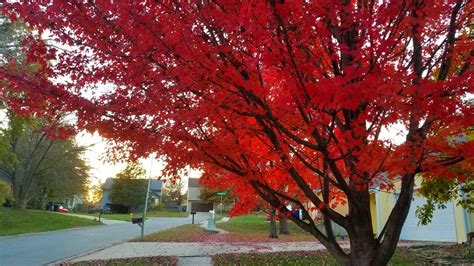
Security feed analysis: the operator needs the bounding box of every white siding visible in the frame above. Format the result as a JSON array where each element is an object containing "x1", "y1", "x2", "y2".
[
  {"x1": 400, "y1": 195, "x2": 457, "y2": 242},
  {"x1": 187, "y1": 187, "x2": 201, "y2": 201}
]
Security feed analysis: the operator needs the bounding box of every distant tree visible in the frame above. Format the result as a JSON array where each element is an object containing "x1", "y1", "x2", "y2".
[
  {"x1": 109, "y1": 164, "x2": 147, "y2": 212},
  {"x1": 162, "y1": 180, "x2": 184, "y2": 208},
  {"x1": 269, "y1": 206, "x2": 278, "y2": 238},
  {"x1": 0, "y1": 12, "x2": 31, "y2": 74},
  {"x1": 85, "y1": 176, "x2": 103, "y2": 206},
  {"x1": 199, "y1": 187, "x2": 234, "y2": 205},
  {"x1": 0, "y1": 115, "x2": 89, "y2": 209},
  {"x1": 279, "y1": 215, "x2": 290, "y2": 235}
]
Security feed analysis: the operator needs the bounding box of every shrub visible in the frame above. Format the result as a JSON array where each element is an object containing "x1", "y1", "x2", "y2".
[{"x1": 0, "y1": 180, "x2": 12, "y2": 206}]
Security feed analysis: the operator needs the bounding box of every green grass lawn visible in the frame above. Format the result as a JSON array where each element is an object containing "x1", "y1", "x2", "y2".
[
  {"x1": 84, "y1": 210, "x2": 189, "y2": 222},
  {"x1": 216, "y1": 214, "x2": 315, "y2": 241},
  {"x1": 148, "y1": 210, "x2": 189, "y2": 218},
  {"x1": 138, "y1": 224, "x2": 217, "y2": 242},
  {"x1": 0, "y1": 207, "x2": 102, "y2": 236},
  {"x1": 93, "y1": 213, "x2": 135, "y2": 222},
  {"x1": 139, "y1": 214, "x2": 314, "y2": 242}
]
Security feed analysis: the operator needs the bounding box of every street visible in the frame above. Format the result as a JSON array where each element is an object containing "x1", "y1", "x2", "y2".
[{"x1": 0, "y1": 214, "x2": 208, "y2": 265}]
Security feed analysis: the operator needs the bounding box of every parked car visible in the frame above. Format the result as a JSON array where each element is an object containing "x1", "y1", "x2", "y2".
[
  {"x1": 54, "y1": 204, "x2": 68, "y2": 213},
  {"x1": 87, "y1": 208, "x2": 100, "y2": 214},
  {"x1": 101, "y1": 206, "x2": 112, "y2": 214}
]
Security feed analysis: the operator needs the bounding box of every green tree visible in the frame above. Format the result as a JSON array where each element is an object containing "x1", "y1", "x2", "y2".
[
  {"x1": 0, "y1": 115, "x2": 89, "y2": 209},
  {"x1": 85, "y1": 176, "x2": 103, "y2": 205},
  {"x1": 109, "y1": 164, "x2": 147, "y2": 212},
  {"x1": 162, "y1": 180, "x2": 184, "y2": 208},
  {"x1": 0, "y1": 12, "x2": 30, "y2": 65},
  {"x1": 199, "y1": 187, "x2": 234, "y2": 205}
]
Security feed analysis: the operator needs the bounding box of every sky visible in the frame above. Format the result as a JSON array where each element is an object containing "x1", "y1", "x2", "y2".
[
  {"x1": 75, "y1": 131, "x2": 129, "y2": 183},
  {"x1": 74, "y1": 131, "x2": 199, "y2": 190}
]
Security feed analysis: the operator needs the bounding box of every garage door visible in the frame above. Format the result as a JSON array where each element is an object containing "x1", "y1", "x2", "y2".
[
  {"x1": 191, "y1": 202, "x2": 214, "y2": 212},
  {"x1": 400, "y1": 195, "x2": 457, "y2": 242}
]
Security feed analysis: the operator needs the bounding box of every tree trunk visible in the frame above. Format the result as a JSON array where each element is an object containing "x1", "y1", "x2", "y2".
[
  {"x1": 13, "y1": 184, "x2": 29, "y2": 209},
  {"x1": 347, "y1": 215, "x2": 378, "y2": 266},
  {"x1": 344, "y1": 185, "x2": 379, "y2": 266},
  {"x1": 279, "y1": 216, "x2": 290, "y2": 235},
  {"x1": 269, "y1": 207, "x2": 278, "y2": 238}
]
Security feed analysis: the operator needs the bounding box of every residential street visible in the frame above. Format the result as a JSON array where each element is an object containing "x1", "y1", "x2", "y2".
[{"x1": 0, "y1": 214, "x2": 208, "y2": 265}]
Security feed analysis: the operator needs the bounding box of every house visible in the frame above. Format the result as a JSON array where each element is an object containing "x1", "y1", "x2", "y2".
[
  {"x1": 0, "y1": 169, "x2": 11, "y2": 183},
  {"x1": 373, "y1": 176, "x2": 474, "y2": 244},
  {"x1": 99, "y1": 177, "x2": 162, "y2": 210},
  {"x1": 187, "y1": 178, "x2": 215, "y2": 212},
  {"x1": 63, "y1": 194, "x2": 84, "y2": 211},
  {"x1": 309, "y1": 175, "x2": 473, "y2": 243},
  {"x1": 373, "y1": 132, "x2": 474, "y2": 243}
]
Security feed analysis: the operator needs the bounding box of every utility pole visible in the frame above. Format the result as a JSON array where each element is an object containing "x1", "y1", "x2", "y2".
[
  {"x1": 141, "y1": 157, "x2": 153, "y2": 239},
  {"x1": 216, "y1": 191, "x2": 226, "y2": 220},
  {"x1": 220, "y1": 195, "x2": 223, "y2": 219}
]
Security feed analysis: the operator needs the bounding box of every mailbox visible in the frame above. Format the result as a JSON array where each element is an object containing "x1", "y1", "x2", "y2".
[
  {"x1": 132, "y1": 217, "x2": 143, "y2": 224},
  {"x1": 190, "y1": 211, "x2": 196, "y2": 215}
]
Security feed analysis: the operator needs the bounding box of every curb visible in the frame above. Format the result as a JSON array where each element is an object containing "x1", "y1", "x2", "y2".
[{"x1": 48, "y1": 239, "x2": 128, "y2": 265}]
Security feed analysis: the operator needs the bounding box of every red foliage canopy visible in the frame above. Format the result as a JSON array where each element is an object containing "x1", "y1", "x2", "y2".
[{"x1": 1, "y1": 1, "x2": 473, "y2": 264}]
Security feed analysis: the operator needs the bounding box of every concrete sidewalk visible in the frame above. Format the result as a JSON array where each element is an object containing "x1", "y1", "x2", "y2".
[
  {"x1": 66, "y1": 241, "x2": 349, "y2": 266},
  {"x1": 58, "y1": 213, "x2": 127, "y2": 225},
  {"x1": 69, "y1": 241, "x2": 347, "y2": 262},
  {"x1": 64, "y1": 240, "x2": 437, "y2": 265}
]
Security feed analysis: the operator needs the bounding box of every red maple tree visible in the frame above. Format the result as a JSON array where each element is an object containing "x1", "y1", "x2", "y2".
[{"x1": 2, "y1": 1, "x2": 473, "y2": 265}]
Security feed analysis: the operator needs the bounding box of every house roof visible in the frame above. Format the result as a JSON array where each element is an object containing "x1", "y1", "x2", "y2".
[
  {"x1": 103, "y1": 178, "x2": 115, "y2": 190},
  {"x1": 188, "y1": 178, "x2": 202, "y2": 188},
  {"x1": 103, "y1": 177, "x2": 162, "y2": 191},
  {"x1": 0, "y1": 168, "x2": 11, "y2": 183}
]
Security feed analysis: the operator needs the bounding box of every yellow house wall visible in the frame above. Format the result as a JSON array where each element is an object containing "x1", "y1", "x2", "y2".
[
  {"x1": 377, "y1": 178, "x2": 469, "y2": 243},
  {"x1": 374, "y1": 191, "x2": 394, "y2": 236},
  {"x1": 307, "y1": 193, "x2": 349, "y2": 220},
  {"x1": 469, "y1": 212, "x2": 474, "y2": 232},
  {"x1": 334, "y1": 203, "x2": 348, "y2": 216},
  {"x1": 467, "y1": 212, "x2": 474, "y2": 232},
  {"x1": 370, "y1": 194, "x2": 377, "y2": 235}
]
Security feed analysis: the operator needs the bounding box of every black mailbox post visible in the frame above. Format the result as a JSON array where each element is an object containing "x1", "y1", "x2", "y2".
[
  {"x1": 132, "y1": 217, "x2": 144, "y2": 224},
  {"x1": 190, "y1": 211, "x2": 196, "y2": 224}
]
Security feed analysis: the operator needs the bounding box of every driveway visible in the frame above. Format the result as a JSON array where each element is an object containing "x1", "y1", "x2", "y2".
[{"x1": 0, "y1": 213, "x2": 208, "y2": 265}]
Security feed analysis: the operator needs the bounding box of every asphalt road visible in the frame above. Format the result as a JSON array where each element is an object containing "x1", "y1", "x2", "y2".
[{"x1": 0, "y1": 213, "x2": 208, "y2": 265}]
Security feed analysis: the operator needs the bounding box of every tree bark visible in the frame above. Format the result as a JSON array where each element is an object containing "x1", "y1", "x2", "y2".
[
  {"x1": 279, "y1": 216, "x2": 290, "y2": 235},
  {"x1": 269, "y1": 207, "x2": 278, "y2": 238},
  {"x1": 13, "y1": 182, "x2": 29, "y2": 209},
  {"x1": 345, "y1": 188, "x2": 379, "y2": 266}
]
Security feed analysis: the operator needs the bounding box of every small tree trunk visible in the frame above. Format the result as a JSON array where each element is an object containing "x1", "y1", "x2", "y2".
[
  {"x1": 13, "y1": 186, "x2": 29, "y2": 209},
  {"x1": 279, "y1": 216, "x2": 290, "y2": 235},
  {"x1": 269, "y1": 207, "x2": 278, "y2": 238}
]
